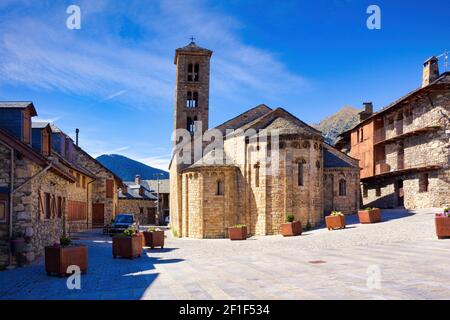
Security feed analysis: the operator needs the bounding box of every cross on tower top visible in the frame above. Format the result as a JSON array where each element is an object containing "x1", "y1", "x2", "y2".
[{"x1": 190, "y1": 36, "x2": 195, "y2": 43}]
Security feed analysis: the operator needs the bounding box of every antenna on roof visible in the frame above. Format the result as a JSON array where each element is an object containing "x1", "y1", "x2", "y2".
[{"x1": 437, "y1": 50, "x2": 448, "y2": 72}]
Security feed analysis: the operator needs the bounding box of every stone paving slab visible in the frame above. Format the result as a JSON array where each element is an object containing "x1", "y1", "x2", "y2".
[{"x1": 0, "y1": 209, "x2": 449, "y2": 300}]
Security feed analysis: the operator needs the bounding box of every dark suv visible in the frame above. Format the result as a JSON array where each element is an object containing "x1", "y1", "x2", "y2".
[{"x1": 109, "y1": 214, "x2": 139, "y2": 235}]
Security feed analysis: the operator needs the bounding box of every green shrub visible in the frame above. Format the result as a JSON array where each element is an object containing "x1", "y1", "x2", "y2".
[
  {"x1": 60, "y1": 236, "x2": 71, "y2": 247},
  {"x1": 286, "y1": 214, "x2": 295, "y2": 223},
  {"x1": 330, "y1": 211, "x2": 344, "y2": 217},
  {"x1": 444, "y1": 207, "x2": 450, "y2": 214},
  {"x1": 233, "y1": 224, "x2": 246, "y2": 228},
  {"x1": 123, "y1": 228, "x2": 135, "y2": 237},
  {"x1": 147, "y1": 227, "x2": 156, "y2": 232}
]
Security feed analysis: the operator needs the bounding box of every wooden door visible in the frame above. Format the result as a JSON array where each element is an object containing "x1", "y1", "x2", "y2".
[
  {"x1": 147, "y1": 207, "x2": 156, "y2": 225},
  {"x1": 92, "y1": 203, "x2": 105, "y2": 228}
]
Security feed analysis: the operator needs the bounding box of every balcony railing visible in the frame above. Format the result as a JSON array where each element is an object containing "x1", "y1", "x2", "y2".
[
  {"x1": 373, "y1": 121, "x2": 439, "y2": 145},
  {"x1": 372, "y1": 159, "x2": 442, "y2": 178}
]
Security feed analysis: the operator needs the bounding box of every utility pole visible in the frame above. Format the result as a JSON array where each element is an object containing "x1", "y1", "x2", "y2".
[{"x1": 154, "y1": 173, "x2": 164, "y2": 225}]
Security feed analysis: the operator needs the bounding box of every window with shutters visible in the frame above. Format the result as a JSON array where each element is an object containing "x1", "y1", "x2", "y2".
[
  {"x1": 106, "y1": 179, "x2": 114, "y2": 198},
  {"x1": 57, "y1": 196, "x2": 63, "y2": 218},
  {"x1": 68, "y1": 201, "x2": 87, "y2": 221},
  {"x1": 339, "y1": 179, "x2": 347, "y2": 196},
  {"x1": 45, "y1": 193, "x2": 51, "y2": 219}
]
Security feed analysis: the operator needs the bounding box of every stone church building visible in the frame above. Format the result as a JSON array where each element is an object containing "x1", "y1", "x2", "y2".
[{"x1": 169, "y1": 42, "x2": 360, "y2": 239}]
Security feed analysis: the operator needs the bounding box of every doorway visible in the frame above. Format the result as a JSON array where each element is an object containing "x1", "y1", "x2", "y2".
[
  {"x1": 396, "y1": 180, "x2": 404, "y2": 207},
  {"x1": 92, "y1": 203, "x2": 105, "y2": 228}
]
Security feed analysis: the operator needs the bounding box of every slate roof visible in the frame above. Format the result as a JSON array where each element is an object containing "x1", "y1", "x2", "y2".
[
  {"x1": 143, "y1": 179, "x2": 170, "y2": 194},
  {"x1": 324, "y1": 149, "x2": 353, "y2": 168},
  {"x1": 0, "y1": 101, "x2": 37, "y2": 116},
  {"x1": 32, "y1": 121, "x2": 52, "y2": 130},
  {"x1": 120, "y1": 182, "x2": 157, "y2": 200}
]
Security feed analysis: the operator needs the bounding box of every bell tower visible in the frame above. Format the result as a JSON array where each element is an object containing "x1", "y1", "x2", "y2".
[{"x1": 174, "y1": 40, "x2": 212, "y2": 136}]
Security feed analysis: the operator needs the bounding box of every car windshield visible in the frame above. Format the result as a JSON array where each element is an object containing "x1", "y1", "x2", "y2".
[{"x1": 115, "y1": 215, "x2": 133, "y2": 223}]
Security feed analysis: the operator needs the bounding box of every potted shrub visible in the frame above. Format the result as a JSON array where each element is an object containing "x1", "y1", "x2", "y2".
[
  {"x1": 325, "y1": 211, "x2": 346, "y2": 230},
  {"x1": 358, "y1": 207, "x2": 381, "y2": 224},
  {"x1": 45, "y1": 236, "x2": 88, "y2": 277},
  {"x1": 280, "y1": 214, "x2": 302, "y2": 237},
  {"x1": 143, "y1": 228, "x2": 165, "y2": 249},
  {"x1": 228, "y1": 224, "x2": 247, "y2": 240},
  {"x1": 435, "y1": 208, "x2": 450, "y2": 239},
  {"x1": 112, "y1": 228, "x2": 142, "y2": 259}
]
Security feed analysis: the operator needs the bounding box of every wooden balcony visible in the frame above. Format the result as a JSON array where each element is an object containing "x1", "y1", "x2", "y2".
[
  {"x1": 373, "y1": 125, "x2": 441, "y2": 146},
  {"x1": 362, "y1": 161, "x2": 443, "y2": 181}
]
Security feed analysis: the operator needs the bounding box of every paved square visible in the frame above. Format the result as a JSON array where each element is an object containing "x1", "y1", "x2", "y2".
[{"x1": 1, "y1": 209, "x2": 449, "y2": 300}]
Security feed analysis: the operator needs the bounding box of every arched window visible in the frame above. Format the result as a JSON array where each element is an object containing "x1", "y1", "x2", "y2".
[
  {"x1": 254, "y1": 163, "x2": 260, "y2": 187},
  {"x1": 187, "y1": 63, "x2": 199, "y2": 82},
  {"x1": 186, "y1": 91, "x2": 198, "y2": 108},
  {"x1": 216, "y1": 180, "x2": 224, "y2": 195},
  {"x1": 297, "y1": 162, "x2": 304, "y2": 186},
  {"x1": 187, "y1": 117, "x2": 196, "y2": 134},
  {"x1": 339, "y1": 179, "x2": 347, "y2": 196}
]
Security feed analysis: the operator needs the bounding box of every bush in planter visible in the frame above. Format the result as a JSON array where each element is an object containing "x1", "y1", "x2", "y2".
[
  {"x1": 45, "y1": 236, "x2": 88, "y2": 277},
  {"x1": 143, "y1": 227, "x2": 165, "y2": 249},
  {"x1": 112, "y1": 228, "x2": 142, "y2": 259},
  {"x1": 281, "y1": 214, "x2": 302, "y2": 237},
  {"x1": 228, "y1": 224, "x2": 247, "y2": 240},
  {"x1": 358, "y1": 207, "x2": 381, "y2": 224},
  {"x1": 326, "y1": 211, "x2": 346, "y2": 230}
]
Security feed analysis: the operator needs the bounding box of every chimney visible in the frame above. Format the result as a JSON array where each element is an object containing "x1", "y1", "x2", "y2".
[
  {"x1": 75, "y1": 128, "x2": 79, "y2": 146},
  {"x1": 135, "y1": 174, "x2": 141, "y2": 185},
  {"x1": 422, "y1": 56, "x2": 439, "y2": 87},
  {"x1": 359, "y1": 102, "x2": 373, "y2": 122}
]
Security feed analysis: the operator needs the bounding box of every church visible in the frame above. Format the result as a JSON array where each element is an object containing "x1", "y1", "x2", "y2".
[{"x1": 169, "y1": 41, "x2": 360, "y2": 238}]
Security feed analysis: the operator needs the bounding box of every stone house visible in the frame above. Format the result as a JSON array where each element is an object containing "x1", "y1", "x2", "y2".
[
  {"x1": 337, "y1": 57, "x2": 450, "y2": 209},
  {"x1": 0, "y1": 102, "x2": 123, "y2": 268},
  {"x1": 169, "y1": 42, "x2": 360, "y2": 239},
  {"x1": 0, "y1": 102, "x2": 75, "y2": 267},
  {"x1": 118, "y1": 175, "x2": 157, "y2": 225}
]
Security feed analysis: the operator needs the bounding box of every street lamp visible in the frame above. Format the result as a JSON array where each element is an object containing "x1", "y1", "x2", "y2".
[{"x1": 154, "y1": 173, "x2": 165, "y2": 225}]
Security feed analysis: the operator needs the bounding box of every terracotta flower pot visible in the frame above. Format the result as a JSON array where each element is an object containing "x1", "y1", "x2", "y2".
[
  {"x1": 228, "y1": 226, "x2": 247, "y2": 240},
  {"x1": 45, "y1": 245, "x2": 88, "y2": 277},
  {"x1": 435, "y1": 216, "x2": 450, "y2": 239},
  {"x1": 326, "y1": 215, "x2": 346, "y2": 230},
  {"x1": 281, "y1": 221, "x2": 302, "y2": 236},
  {"x1": 112, "y1": 235, "x2": 142, "y2": 259},
  {"x1": 143, "y1": 230, "x2": 165, "y2": 249},
  {"x1": 358, "y1": 208, "x2": 381, "y2": 224}
]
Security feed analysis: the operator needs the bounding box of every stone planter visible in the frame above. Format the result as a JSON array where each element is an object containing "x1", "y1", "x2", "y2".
[
  {"x1": 137, "y1": 232, "x2": 145, "y2": 248},
  {"x1": 280, "y1": 221, "x2": 302, "y2": 237},
  {"x1": 358, "y1": 208, "x2": 381, "y2": 224},
  {"x1": 326, "y1": 215, "x2": 346, "y2": 230},
  {"x1": 45, "y1": 245, "x2": 88, "y2": 277},
  {"x1": 435, "y1": 216, "x2": 450, "y2": 239},
  {"x1": 143, "y1": 231, "x2": 165, "y2": 249},
  {"x1": 112, "y1": 236, "x2": 142, "y2": 259},
  {"x1": 228, "y1": 226, "x2": 247, "y2": 240}
]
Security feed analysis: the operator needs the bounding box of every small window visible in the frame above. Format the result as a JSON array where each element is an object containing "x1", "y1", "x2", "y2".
[
  {"x1": 45, "y1": 193, "x2": 51, "y2": 219},
  {"x1": 363, "y1": 185, "x2": 368, "y2": 198},
  {"x1": 76, "y1": 173, "x2": 81, "y2": 188},
  {"x1": 216, "y1": 180, "x2": 225, "y2": 195},
  {"x1": 187, "y1": 117, "x2": 196, "y2": 134},
  {"x1": 186, "y1": 91, "x2": 198, "y2": 108},
  {"x1": 187, "y1": 63, "x2": 193, "y2": 81},
  {"x1": 419, "y1": 174, "x2": 429, "y2": 193},
  {"x1": 255, "y1": 163, "x2": 260, "y2": 187},
  {"x1": 82, "y1": 176, "x2": 86, "y2": 189},
  {"x1": 360, "y1": 128, "x2": 364, "y2": 142},
  {"x1": 376, "y1": 186, "x2": 381, "y2": 197},
  {"x1": 339, "y1": 179, "x2": 346, "y2": 196},
  {"x1": 194, "y1": 63, "x2": 199, "y2": 81},
  {"x1": 297, "y1": 162, "x2": 304, "y2": 186},
  {"x1": 57, "y1": 196, "x2": 63, "y2": 218},
  {"x1": 0, "y1": 200, "x2": 6, "y2": 222}
]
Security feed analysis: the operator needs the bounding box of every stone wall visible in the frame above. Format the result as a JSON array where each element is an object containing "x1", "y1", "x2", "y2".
[
  {"x1": 118, "y1": 199, "x2": 156, "y2": 225},
  {"x1": 0, "y1": 144, "x2": 11, "y2": 267},
  {"x1": 324, "y1": 168, "x2": 359, "y2": 214}
]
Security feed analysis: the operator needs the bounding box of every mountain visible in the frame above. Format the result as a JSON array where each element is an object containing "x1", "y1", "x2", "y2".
[
  {"x1": 313, "y1": 106, "x2": 360, "y2": 145},
  {"x1": 96, "y1": 154, "x2": 169, "y2": 181}
]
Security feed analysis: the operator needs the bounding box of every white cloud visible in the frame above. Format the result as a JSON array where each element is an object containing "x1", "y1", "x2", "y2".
[{"x1": 0, "y1": 0, "x2": 310, "y2": 110}]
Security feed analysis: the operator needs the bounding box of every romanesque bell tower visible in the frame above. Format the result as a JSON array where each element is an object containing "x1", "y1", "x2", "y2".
[{"x1": 174, "y1": 40, "x2": 213, "y2": 136}]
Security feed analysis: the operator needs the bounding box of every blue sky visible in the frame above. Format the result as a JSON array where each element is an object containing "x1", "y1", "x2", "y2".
[{"x1": 0, "y1": 0, "x2": 449, "y2": 170}]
